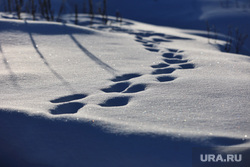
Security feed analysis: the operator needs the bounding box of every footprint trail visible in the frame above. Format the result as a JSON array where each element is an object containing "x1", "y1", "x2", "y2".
[
  {"x1": 130, "y1": 30, "x2": 196, "y2": 83},
  {"x1": 48, "y1": 26, "x2": 197, "y2": 111},
  {"x1": 50, "y1": 102, "x2": 85, "y2": 115},
  {"x1": 50, "y1": 94, "x2": 87, "y2": 103},
  {"x1": 99, "y1": 73, "x2": 146, "y2": 107},
  {"x1": 49, "y1": 94, "x2": 87, "y2": 115},
  {"x1": 99, "y1": 96, "x2": 131, "y2": 107},
  {"x1": 96, "y1": 28, "x2": 196, "y2": 107}
]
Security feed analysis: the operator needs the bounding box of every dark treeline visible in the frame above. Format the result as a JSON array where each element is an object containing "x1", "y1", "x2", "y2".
[{"x1": 0, "y1": 0, "x2": 122, "y2": 24}]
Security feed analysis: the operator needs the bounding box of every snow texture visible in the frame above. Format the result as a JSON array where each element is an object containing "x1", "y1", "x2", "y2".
[{"x1": 0, "y1": 0, "x2": 250, "y2": 166}]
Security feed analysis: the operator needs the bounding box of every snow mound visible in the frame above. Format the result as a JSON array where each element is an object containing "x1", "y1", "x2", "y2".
[{"x1": 0, "y1": 8, "x2": 250, "y2": 166}]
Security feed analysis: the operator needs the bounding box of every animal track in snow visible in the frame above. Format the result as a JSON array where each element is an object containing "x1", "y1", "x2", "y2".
[
  {"x1": 50, "y1": 102, "x2": 85, "y2": 115},
  {"x1": 153, "y1": 38, "x2": 171, "y2": 43},
  {"x1": 130, "y1": 30, "x2": 196, "y2": 85},
  {"x1": 92, "y1": 28, "x2": 196, "y2": 106},
  {"x1": 163, "y1": 58, "x2": 188, "y2": 64},
  {"x1": 152, "y1": 68, "x2": 176, "y2": 75},
  {"x1": 179, "y1": 63, "x2": 195, "y2": 69},
  {"x1": 125, "y1": 29, "x2": 195, "y2": 85},
  {"x1": 165, "y1": 35, "x2": 192, "y2": 40},
  {"x1": 135, "y1": 35, "x2": 143, "y2": 40},
  {"x1": 102, "y1": 82, "x2": 147, "y2": 94},
  {"x1": 99, "y1": 96, "x2": 131, "y2": 107},
  {"x1": 162, "y1": 53, "x2": 175, "y2": 58},
  {"x1": 49, "y1": 94, "x2": 87, "y2": 115},
  {"x1": 157, "y1": 76, "x2": 176, "y2": 82},
  {"x1": 111, "y1": 73, "x2": 141, "y2": 82},
  {"x1": 135, "y1": 39, "x2": 148, "y2": 44},
  {"x1": 101, "y1": 82, "x2": 130, "y2": 93},
  {"x1": 162, "y1": 53, "x2": 183, "y2": 60},
  {"x1": 174, "y1": 55, "x2": 183, "y2": 59},
  {"x1": 100, "y1": 72, "x2": 147, "y2": 107},
  {"x1": 151, "y1": 63, "x2": 169, "y2": 69},
  {"x1": 50, "y1": 93, "x2": 87, "y2": 103},
  {"x1": 145, "y1": 48, "x2": 160, "y2": 52},
  {"x1": 168, "y1": 49, "x2": 178, "y2": 52},
  {"x1": 124, "y1": 84, "x2": 147, "y2": 93},
  {"x1": 143, "y1": 43, "x2": 154, "y2": 47}
]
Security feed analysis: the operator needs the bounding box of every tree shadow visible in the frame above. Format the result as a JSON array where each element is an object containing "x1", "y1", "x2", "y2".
[
  {"x1": 68, "y1": 33, "x2": 117, "y2": 75},
  {"x1": 59, "y1": 23, "x2": 117, "y2": 76},
  {"x1": 0, "y1": 43, "x2": 20, "y2": 88},
  {"x1": 24, "y1": 20, "x2": 76, "y2": 93},
  {"x1": 0, "y1": 19, "x2": 95, "y2": 35}
]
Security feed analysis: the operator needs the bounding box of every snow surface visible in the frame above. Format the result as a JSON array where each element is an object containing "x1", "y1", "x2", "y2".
[{"x1": 0, "y1": 0, "x2": 250, "y2": 166}]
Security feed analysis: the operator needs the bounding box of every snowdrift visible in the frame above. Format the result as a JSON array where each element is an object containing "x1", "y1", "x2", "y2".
[{"x1": 0, "y1": 0, "x2": 250, "y2": 166}]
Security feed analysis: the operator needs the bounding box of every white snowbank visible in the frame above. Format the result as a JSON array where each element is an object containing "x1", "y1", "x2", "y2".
[{"x1": 0, "y1": 0, "x2": 250, "y2": 166}]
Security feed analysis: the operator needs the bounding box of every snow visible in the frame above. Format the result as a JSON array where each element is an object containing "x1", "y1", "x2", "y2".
[{"x1": 0, "y1": 0, "x2": 250, "y2": 166}]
